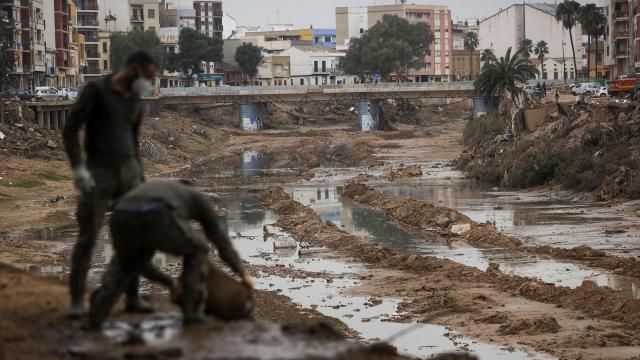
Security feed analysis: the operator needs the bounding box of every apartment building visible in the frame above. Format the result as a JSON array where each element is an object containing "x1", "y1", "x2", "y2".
[
  {"x1": 193, "y1": 0, "x2": 223, "y2": 38},
  {"x1": 336, "y1": 3, "x2": 453, "y2": 82},
  {"x1": 76, "y1": 0, "x2": 100, "y2": 81},
  {"x1": 603, "y1": 0, "x2": 636, "y2": 77},
  {"x1": 130, "y1": 0, "x2": 159, "y2": 32},
  {"x1": 479, "y1": 3, "x2": 583, "y2": 80}
]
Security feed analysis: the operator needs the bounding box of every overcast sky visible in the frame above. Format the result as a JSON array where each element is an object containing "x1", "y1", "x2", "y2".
[{"x1": 218, "y1": 0, "x2": 603, "y2": 29}]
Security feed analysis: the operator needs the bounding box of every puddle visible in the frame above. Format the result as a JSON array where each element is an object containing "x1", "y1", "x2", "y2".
[{"x1": 283, "y1": 185, "x2": 640, "y2": 299}]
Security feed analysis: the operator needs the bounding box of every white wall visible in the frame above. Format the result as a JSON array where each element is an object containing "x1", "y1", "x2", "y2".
[
  {"x1": 479, "y1": 6, "x2": 519, "y2": 58},
  {"x1": 524, "y1": 7, "x2": 583, "y2": 69},
  {"x1": 99, "y1": 0, "x2": 130, "y2": 32}
]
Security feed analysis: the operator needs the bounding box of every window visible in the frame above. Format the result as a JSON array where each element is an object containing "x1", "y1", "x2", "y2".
[
  {"x1": 315, "y1": 37, "x2": 319, "y2": 43},
  {"x1": 300, "y1": 78, "x2": 304, "y2": 85},
  {"x1": 359, "y1": 28, "x2": 364, "y2": 33},
  {"x1": 324, "y1": 36, "x2": 331, "y2": 42},
  {"x1": 148, "y1": 9, "x2": 155, "y2": 19},
  {"x1": 314, "y1": 61, "x2": 318, "y2": 72},
  {"x1": 103, "y1": 59, "x2": 108, "y2": 70},
  {"x1": 102, "y1": 42, "x2": 108, "y2": 53},
  {"x1": 322, "y1": 60, "x2": 326, "y2": 72},
  {"x1": 315, "y1": 77, "x2": 318, "y2": 85}
]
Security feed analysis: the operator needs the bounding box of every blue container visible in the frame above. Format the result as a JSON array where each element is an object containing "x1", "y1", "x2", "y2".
[
  {"x1": 358, "y1": 100, "x2": 380, "y2": 131},
  {"x1": 239, "y1": 103, "x2": 262, "y2": 131}
]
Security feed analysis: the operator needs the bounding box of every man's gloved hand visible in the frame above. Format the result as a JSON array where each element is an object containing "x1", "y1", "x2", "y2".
[
  {"x1": 74, "y1": 164, "x2": 95, "y2": 194},
  {"x1": 241, "y1": 273, "x2": 254, "y2": 289}
]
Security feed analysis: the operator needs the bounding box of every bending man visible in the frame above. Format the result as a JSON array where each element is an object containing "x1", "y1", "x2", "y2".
[{"x1": 88, "y1": 182, "x2": 251, "y2": 328}]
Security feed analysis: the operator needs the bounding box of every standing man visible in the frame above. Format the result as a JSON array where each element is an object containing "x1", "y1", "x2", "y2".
[
  {"x1": 63, "y1": 51, "x2": 156, "y2": 318},
  {"x1": 88, "y1": 181, "x2": 252, "y2": 328}
]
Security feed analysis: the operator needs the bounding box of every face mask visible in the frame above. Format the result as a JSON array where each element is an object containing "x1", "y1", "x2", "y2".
[{"x1": 131, "y1": 72, "x2": 152, "y2": 96}]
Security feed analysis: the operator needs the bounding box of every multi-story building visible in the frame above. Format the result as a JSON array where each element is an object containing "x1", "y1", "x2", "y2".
[
  {"x1": 193, "y1": 0, "x2": 222, "y2": 38},
  {"x1": 129, "y1": 0, "x2": 159, "y2": 32},
  {"x1": 336, "y1": 2, "x2": 453, "y2": 82},
  {"x1": 479, "y1": 3, "x2": 583, "y2": 81},
  {"x1": 76, "y1": 0, "x2": 100, "y2": 81},
  {"x1": 312, "y1": 29, "x2": 336, "y2": 48},
  {"x1": 603, "y1": 0, "x2": 636, "y2": 77}
]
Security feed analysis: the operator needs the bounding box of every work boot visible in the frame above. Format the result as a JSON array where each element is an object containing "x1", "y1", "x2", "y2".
[
  {"x1": 124, "y1": 296, "x2": 154, "y2": 313},
  {"x1": 67, "y1": 301, "x2": 84, "y2": 319}
]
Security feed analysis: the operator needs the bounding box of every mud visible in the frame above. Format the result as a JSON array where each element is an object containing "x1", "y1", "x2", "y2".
[
  {"x1": 382, "y1": 164, "x2": 423, "y2": 181},
  {"x1": 343, "y1": 182, "x2": 640, "y2": 278},
  {"x1": 260, "y1": 186, "x2": 640, "y2": 358}
]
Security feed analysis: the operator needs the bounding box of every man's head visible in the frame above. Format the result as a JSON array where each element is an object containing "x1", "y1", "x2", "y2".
[{"x1": 122, "y1": 51, "x2": 157, "y2": 96}]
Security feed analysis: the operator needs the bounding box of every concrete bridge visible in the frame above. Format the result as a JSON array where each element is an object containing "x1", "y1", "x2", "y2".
[
  {"x1": 159, "y1": 82, "x2": 476, "y2": 105},
  {"x1": 159, "y1": 82, "x2": 476, "y2": 131}
]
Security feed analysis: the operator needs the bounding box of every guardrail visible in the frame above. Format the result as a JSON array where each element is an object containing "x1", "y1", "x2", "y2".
[{"x1": 160, "y1": 82, "x2": 475, "y2": 96}]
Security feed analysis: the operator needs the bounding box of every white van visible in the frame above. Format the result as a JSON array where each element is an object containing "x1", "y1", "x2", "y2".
[
  {"x1": 571, "y1": 82, "x2": 600, "y2": 96},
  {"x1": 34, "y1": 86, "x2": 64, "y2": 102}
]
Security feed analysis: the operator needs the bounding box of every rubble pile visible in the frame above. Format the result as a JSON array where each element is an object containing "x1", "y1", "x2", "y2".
[{"x1": 457, "y1": 99, "x2": 640, "y2": 200}]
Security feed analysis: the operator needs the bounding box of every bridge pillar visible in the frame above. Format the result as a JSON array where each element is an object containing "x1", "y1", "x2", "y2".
[
  {"x1": 239, "y1": 103, "x2": 263, "y2": 132},
  {"x1": 58, "y1": 110, "x2": 66, "y2": 130},
  {"x1": 51, "y1": 109, "x2": 59, "y2": 131},
  {"x1": 358, "y1": 100, "x2": 380, "y2": 131},
  {"x1": 37, "y1": 110, "x2": 44, "y2": 127},
  {"x1": 43, "y1": 111, "x2": 50, "y2": 130}
]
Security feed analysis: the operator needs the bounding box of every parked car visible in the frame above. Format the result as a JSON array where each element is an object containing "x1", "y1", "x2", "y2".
[
  {"x1": 1, "y1": 89, "x2": 36, "y2": 101},
  {"x1": 59, "y1": 87, "x2": 78, "y2": 101},
  {"x1": 34, "y1": 86, "x2": 64, "y2": 102},
  {"x1": 596, "y1": 87, "x2": 609, "y2": 97},
  {"x1": 571, "y1": 82, "x2": 600, "y2": 96}
]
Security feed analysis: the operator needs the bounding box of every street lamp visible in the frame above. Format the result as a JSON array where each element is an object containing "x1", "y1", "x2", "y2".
[{"x1": 562, "y1": 41, "x2": 566, "y2": 84}]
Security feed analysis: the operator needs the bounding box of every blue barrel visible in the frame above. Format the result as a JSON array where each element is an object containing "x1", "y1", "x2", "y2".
[
  {"x1": 358, "y1": 100, "x2": 380, "y2": 131},
  {"x1": 239, "y1": 103, "x2": 263, "y2": 131}
]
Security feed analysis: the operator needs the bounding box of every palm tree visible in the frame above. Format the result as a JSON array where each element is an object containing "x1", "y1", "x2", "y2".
[
  {"x1": 593, "y1": 11, "x2": 607, "y2": 80},
  {"x1": 534, "y1": 41, "x2": 550, "y2": 80},
  {"x1": 519, "y1": 38, "x2": 533, "y2": 58},
  {"x1": 556, "y1": 0, "x2": 581, "y2": 82},
  {"x1": 474, "y1": 47, "x2": 539, "y2": 106},
  {"x1": 480, "y1": 48, "x2": 496, "y2": 68},
  {"x1": 464, "y1": 32, "x2": 479, "y2": 80},
  {"x1": 580, "y1": 4, "x2": 598, "y2": 79}
]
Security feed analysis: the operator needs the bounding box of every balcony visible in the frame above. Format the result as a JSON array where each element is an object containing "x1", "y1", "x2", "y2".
[
  {"x1": 86, "y1": 51, "x2": 99, "y2": 59},
  {"x1": 130, "y1": 15, "x2": 144, "y2": 22},
  {"x1": 78, "y1": 19, "x2": 99, "y2": 27},
  {"x1": 77, "y1": 1, "x2": 98, "y2": 11},
  {"x1": 615, "y1": 49, "x2": 631, "y2": 58},
  {"x1": 614, "y1": 30, "x2": 629, "y2": 39},
  {"x1": 614, "y1": 11, "x2": 630, "y2": 22}
]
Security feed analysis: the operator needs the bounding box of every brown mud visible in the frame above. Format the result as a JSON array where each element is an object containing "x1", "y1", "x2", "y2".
[
  {"x1": 261, "y1": 186, "x2": 640, "y2": 359},
  {"x1": 342, "y1": 182, "x2": 640, "y2": 279}
]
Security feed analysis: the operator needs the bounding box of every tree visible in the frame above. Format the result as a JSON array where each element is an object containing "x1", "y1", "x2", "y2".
[
  {"x1": 556, "y1": 0, "x2": 581, "y2": 82},
  {"x1": 110, "y1": 30, "x2": 164, "y2": 73},
  {"x1": 580, "y1": 4, "x2": 607, "y2": 80},
  {"x1": 534, "y1": 40, "x2": 549, "y2": 79},
  {"x1": 234, "y1": 43, "x2": 263, "y2": 85},
  {"x1": 474, "y1": 47, "x2": 539, "y2": 106},
  {"x1": 464, "y1": 32, "x2": 479, "y2": 80},
  {"x1": 166, "y1": 28, "x2": 223, "y2": 87},
  {"x1": 342, "y1": 15, "x2": 434, "y2": 81},
  {"x1": 0, "y1": 17, "x2": 16, "y2": 92},
  {"x1": 480, "y1": 49, "x2": 497, "y2": 69},
  {"x1": 519, "y1": 38, "x2": 533, "y2": 58}
]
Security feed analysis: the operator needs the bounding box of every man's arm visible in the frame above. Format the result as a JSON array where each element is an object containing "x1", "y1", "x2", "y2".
[
  {"x1": 63, "y1": 84, "x2": 96, "y2": 168},
  {"x1": 192, "y1": 192, "x2": 244, "y2": 276}
]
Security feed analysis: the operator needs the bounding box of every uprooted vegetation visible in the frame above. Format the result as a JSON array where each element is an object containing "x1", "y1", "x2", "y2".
[{"x1": 456, "y1": 101, "x2": 640, "y2": 200}]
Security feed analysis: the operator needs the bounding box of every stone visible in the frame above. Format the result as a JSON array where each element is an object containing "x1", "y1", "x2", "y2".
[
  {"x1": 0, "y1": 131, "x2": 4, "y2": 140},
  {"x1": 406, "y1": 254, "x2": 418, "y2": 264},
  {"x1": 450, "y1": 223, "x2": 472, "y2": 235},
  {"x1": 46, "y1": 140, "x2": 57, "y2": 149},
  {"x1": 435, "y1": 214, "x2": 450, "y2": 227}
]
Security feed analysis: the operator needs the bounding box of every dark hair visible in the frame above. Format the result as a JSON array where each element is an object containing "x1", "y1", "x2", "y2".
[{"x1": 125, "y1": 51, "x2": 156, "y2": 70}]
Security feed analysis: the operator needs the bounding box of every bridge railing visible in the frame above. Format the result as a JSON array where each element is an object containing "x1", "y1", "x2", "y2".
[{"x1": 159, "y1": 82, "x2": 475, "y2": 97}]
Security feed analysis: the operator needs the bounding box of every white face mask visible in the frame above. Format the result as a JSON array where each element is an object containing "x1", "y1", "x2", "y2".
[{"x1": 132, "y1": 77, "x2": 152, "y2": 96}]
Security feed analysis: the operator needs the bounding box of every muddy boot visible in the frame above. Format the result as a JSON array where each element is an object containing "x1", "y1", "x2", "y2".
[{"x1": 124, "y1": 278, "x2": 154, "y2": 313}]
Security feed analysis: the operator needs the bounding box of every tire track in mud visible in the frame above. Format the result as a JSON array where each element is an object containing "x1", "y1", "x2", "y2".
[{"x1": 260, "y1": 186, "x2": 640, "y2": 358}]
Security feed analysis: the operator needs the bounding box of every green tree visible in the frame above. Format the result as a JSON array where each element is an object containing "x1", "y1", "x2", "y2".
[
  {"x1": 342, "y1": 15, "x2": 434, "y2": 81},
  {"x1": 556, "y1": 0, "x2": 581, "y2": 82},
  {"x1": 534, "y1": 40, "x2": 549, "y2": 79},
  {"x1": 234, "y1": 42, "x2": 263, "y2": 85},
  {"x1": 110, "y1": 30, "x2": 164, "y2": 73},
  {"x1": 0, "y1": 17, "x2": 16, "y2": 92},
  {"x1": 480, "y1": 48, "x2": 497, "y2": 68},
  {"x1": 518, "y1": 38, "x2": 533, "y2": 58},
  {"x1": 580, "y1": 4, "x2": 607, "y2": 80},
  {"x1": 464, "y1": 32, "x2": 479, "y2": 80},
  {"x1": 166, "y1": 28, "x2": 223, "y2": 86},
  {"x1": 474, "y1": 47, "x2": 539, "y2": 106}
]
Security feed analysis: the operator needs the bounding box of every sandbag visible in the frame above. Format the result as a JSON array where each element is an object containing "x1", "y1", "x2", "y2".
[{"x1": 172, "y1": 261, "x2": 253, "y2": 320}]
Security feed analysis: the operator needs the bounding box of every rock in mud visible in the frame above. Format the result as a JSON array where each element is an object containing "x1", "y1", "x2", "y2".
[
  {"x1": 450, "y1": 223, "x2": 472, "y2": 235},
  {"x1": 383, "y1": 164, "x2": 423, "y2": 181}
]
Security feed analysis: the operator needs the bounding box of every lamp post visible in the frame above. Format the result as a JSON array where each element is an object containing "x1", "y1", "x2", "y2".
[{"x1": 562, "y1": 41, "x2": 567, "y2": 84}]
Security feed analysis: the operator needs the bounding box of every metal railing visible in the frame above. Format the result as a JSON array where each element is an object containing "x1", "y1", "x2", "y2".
[{"x1": 160, "y1": 82, "x2": 475, "y2": 96}]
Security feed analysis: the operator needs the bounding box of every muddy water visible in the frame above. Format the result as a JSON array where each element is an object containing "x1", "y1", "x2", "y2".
[
  {"x1": 283, "y1": 184, "x2": 640, "y2": 299},
  {"x1": 221, "y1": 194, "x2": 551, "y2": 359}
]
